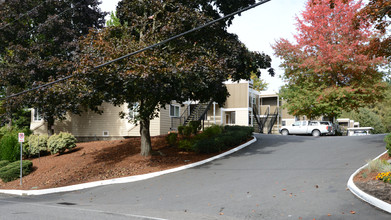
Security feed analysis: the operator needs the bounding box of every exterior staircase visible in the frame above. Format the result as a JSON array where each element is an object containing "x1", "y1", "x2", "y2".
[
  {"x1": 171, "y1": 100, "x2": 213, "y2": 130},
  {"x1": 254, "y1": 107, "x2": 278, "y2": 134}
]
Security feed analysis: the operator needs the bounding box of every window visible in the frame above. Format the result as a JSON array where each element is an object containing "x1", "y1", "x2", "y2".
[
  {"x1": 293, "y1": 121, "x2": 301, "y2": 126},
  {"x1": 33, "y1": 108, "x2": 42, "y2": 121},
  {"x1": 231, "y1": 112, "x2": 236, "y2": 124},
  {"x1": 282, "y1": 120, "x2": 286, "y2": 126},
  {"x1": 170, "y1": 104, "x2": 180, "y2": 117},
  {"x1": 309, "y1": 121, "x2": 318, "y2": 126},
  {"x1": 128, "y1": 103, "x2": 139, "y2": 120}
]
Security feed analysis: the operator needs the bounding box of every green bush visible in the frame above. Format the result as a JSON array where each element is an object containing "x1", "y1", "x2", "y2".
[
  {"x1": 28, "y1": 134, "x2": 49, "y2": 157},
  {"x1": 193, "y1": 138, "x2": 220, "y2": 154},
  {"x1": 178, "y1": 139, "x2": 194, "y2": 152},
  {"x1": 178, "y1": 126, "x2": 185, "y2": 135},
  {"x1": 166, "y1": 133, "x2": 178, "y2": 147},
  {"x1": 188, "y1": 121, "x2": 201, "y2": 135},
  {"x1": 47, "y1": 132, "x2": 77, "y2": 155},
  {"x1": 0, "y1": 132, "x2": 20, "y2": 162},
  {"x1": 192, "y1": 126, "x2": 253, "y2": 154},
  {"x1": 224, "y1": 125, "x2": 254, "y2": 136},
  {"x1": 385, "y1": 133, "x2": 391, "y2": 157},
  {"x1": 0, "y1": 160, "x2": 33, "y2": 183},
  {"x1": 183, "y1": 126, "x2": 193, "y2": 137},
  {"x1": 0, "y1": 160, "x2": 10, "y2": 168},
  {"x1": 202, "y1": 125, "x2": 223, "y2": 138},
  {"x1": 0, "y1": 126, "x2": 9, "y2": 140}
]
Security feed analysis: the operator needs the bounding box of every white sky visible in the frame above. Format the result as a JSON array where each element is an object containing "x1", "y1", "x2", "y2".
[{"x1": 99, "y1": 0, "x2": 308, "y2": 92}]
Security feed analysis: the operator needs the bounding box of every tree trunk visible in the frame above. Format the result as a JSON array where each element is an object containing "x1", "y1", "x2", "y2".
[
  {"x1": 140, "y1": 117, "x2": 152, "y2": 157},
  {"x1": 47, "y1": 116, "x2": 55, "y2": 136}
]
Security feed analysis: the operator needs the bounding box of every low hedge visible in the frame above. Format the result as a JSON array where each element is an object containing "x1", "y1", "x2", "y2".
[
  {"x1": 192, "y1": 125, "x2": 253, "y2": 154},
  {"x1": 0, "y1": 160, "x2": 10, "y2": 168},
  {"x1": 0, "y1": 160, "x2": 33, "y2": 183},
  {"x1": 385, "y1": 133, "x2": 391, "y2": 157}
]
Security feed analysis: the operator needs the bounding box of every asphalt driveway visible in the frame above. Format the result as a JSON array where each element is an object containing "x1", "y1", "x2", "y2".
[{"x1": 0, "y1": 134, "x2": 390, "y2": 219}]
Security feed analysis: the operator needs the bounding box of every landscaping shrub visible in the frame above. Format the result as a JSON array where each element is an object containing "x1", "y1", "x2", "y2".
[
  {"x1": 177, "y1": 125, "x2": 253, "y2": 154},
  {"x1": 366, "y1": 158, "x2": 391, "y2": 173},
  {"x1": 0, "y1": 160, "x2": 10, "y2": 168},
  {"x1": 178, "y1": 139, "x2": 194, "y2": 152},
  {"x1": 193, "y1": 138, "x2": 220, "y2": 154},
  {"x1": 166, "y1": 133, "x2": 178, "y2": 147},
  {"x1": 183, "y1": 126, "x2": 193, "y2": 137},
  {"x1": 224, "y1": 125, "x2": 254, "y2": 136},
  {"x1": 0, "y1": 160, "x2": 33, "y2": 183},
  {"x1": 188, "y1": 121, "x2": 201, "y2": 135},
  {"x1": 47, "y1": 132, "x2": 77, "y2": 155},
  {"x1": 0, "y1": 132, "x2": 19, "y2": 162},
  {"x1": 202, "y1": 125, "x2": 223, "y2": 138},
  {"x1": 385, "y1": 133, "x2": 391, "y2": 157},
  {"x1": 0, "y1": 126, "x2": 9, "y2": 140},
  {"x1": 28, "y1": 134, "x2": 49, "y2": 157},
  {"x1": 178, "y1": 126, "x2": 185, "y2": 135}
]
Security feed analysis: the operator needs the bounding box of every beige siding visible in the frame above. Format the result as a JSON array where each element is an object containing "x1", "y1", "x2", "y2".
[
  {"x1": 206, "y1": 104, "x2": 222, "y2": 125},
  {"x1": 225, "y1": 83, "x2": 249, "y2": 108},
  {"x1": 235, "y1": 109, "x2": 249, "y2": 126},
  {"x1": 71, "y1": 103, "x2": 128, "y2": 137},
  {"x1": 30, "y1": 121, "x2": 47, "y2": 135},
  {"x1": 159, "y1": 105, "x2": 171, "y2": 135},
  {"x1": 281, "y1": 107, "x2": 295, "y2": 120},
  {"x1": 30, "y1": 103, "x2": 171, "y2": 140}
]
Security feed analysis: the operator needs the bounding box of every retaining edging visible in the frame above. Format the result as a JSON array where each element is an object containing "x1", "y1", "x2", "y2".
[
  {"x1": 0, "y1": 137, "x2": 257, "y2": 196},
  {"x1": 347, "y1": 151, "x2": 391, "y2": 214}
]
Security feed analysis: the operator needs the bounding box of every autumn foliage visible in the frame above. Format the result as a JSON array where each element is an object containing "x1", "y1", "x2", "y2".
[{"x1": 273, "y1": 0, "x2": 387, "y2": 119}]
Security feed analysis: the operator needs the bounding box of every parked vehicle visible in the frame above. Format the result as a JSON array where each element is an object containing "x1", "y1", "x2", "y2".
[
  {"x1": 347, "y1": 127, "x2": 373, "y2": 136},
  {"x1": 279, "y1": 120, "x2": 333, "y2": 136}
]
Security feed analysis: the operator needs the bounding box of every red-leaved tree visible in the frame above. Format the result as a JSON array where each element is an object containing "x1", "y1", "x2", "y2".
[{"x1": 273, "y1": 0, "x2": 387, "y2": 119}]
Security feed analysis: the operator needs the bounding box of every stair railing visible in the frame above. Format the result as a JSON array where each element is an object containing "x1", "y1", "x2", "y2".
[
  {"x1": 252, "y1": 105, "x2": 261, "y2": 132},
  {"x1": 267, "y1": 107, "x2": 279, "y2": 134}
]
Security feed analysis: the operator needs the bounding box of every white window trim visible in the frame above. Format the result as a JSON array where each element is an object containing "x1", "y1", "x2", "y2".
[
  {"x1": 33, "y1": 108, "x2": 43, "y2": 121},
  {"x1": 169, "y1": 104, "x2": 180, "y2": 117}
]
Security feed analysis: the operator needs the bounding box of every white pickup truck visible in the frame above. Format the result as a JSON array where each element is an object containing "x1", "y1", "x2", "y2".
[{"x1": 279, "y1": 121, "x2": 333, "y2": 136}]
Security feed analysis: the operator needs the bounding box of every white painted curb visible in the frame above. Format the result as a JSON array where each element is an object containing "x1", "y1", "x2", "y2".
[
  {"x1": 347, "y1": 151, "x2": 391, "y2": 214},
  {"x1": 0, "y1": 137, "x2": 257, "y2": 196}
]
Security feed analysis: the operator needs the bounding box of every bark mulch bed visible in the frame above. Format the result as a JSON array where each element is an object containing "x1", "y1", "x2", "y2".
[
  {"x1": 353, "y1": 153, "x2": 391, "y2": 204},
  {"x1": 0, "y1": 135, "x2": 227, "y2": 190}
]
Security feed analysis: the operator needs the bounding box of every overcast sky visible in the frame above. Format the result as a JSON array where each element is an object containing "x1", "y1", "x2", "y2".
[{"x1": 99, "y1": 0, "x2": 308, "y2": 92}]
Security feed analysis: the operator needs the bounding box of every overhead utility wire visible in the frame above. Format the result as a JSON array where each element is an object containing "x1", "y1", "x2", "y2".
[
  {"x1": 0, "y1": 0, "x2": 47, "y2": 30},
  {"x1": 1, "y1": 0, "x2": 271, "y2": 101},
  {"x1": 17, "y1": 2, "x2": 82, "y2": 39}
]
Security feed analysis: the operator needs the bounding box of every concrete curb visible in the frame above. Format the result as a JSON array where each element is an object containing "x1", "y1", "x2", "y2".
[
  {"x1": 0, "y1": 137, "x2": 257, "y2": 196},
  {"x1": 347, "y1": 151, "x2": 391, "y2": 214}
]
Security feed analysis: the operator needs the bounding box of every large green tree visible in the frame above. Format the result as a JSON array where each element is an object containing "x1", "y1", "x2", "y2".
[
  {"x1": 0, "y1": 0, "x2": 106, "y2": 135},
  {"x1": 77, "y1": 0, "x2": 273, "y2": 156},
  {"x1": 274, "y1": 0, "x2": 387, "y2": 119},
  {"x1": 341, "y1": 81, "x2": 391, "y2": 133}
]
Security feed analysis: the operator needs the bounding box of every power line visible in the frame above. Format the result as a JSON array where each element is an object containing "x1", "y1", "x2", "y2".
[
  {"x1": 0, "y1": 0, "x2": 47, "y2": 30},
  {"x1": 1, "y1": 0, "x2": 271, "y2": 101},
  {"x1": 13, "y1": 2, "x2": 82, "y2": 40}
]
